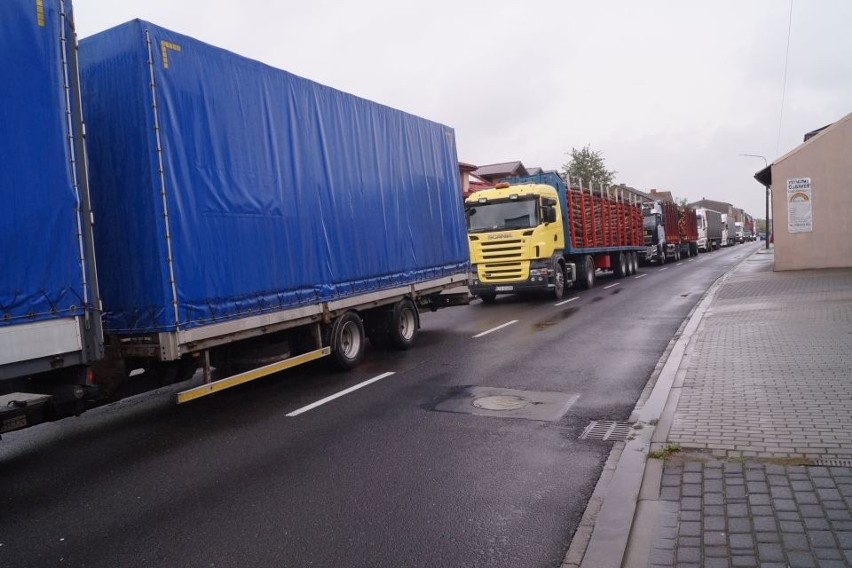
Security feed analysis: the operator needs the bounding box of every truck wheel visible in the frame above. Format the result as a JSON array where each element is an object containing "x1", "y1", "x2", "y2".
[
  {"x1": 329, "y1": 311, "x2": 365, "y2": 370},
  {"x1": 552, "y1": 262, "x2": 566, "y2": 300},
  {"x1": 148, "y1": 357, "x2": 197, "y2": 386},
  {"x1": 389, "y1": 298, "x2": 419, "y2": 350},
  {"x1": 627, "y1": 252, "x2": 637, "y2": 275},
  {"x1": 479, "y1": 291, "x2": 497, "y2": 304},
  {"x1": 578, "y1": 255, "x2": 595, "y2": 289}
]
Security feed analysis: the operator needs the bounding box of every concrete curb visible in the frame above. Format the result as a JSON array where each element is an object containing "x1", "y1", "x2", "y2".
[{"x1": 570, "y1": 248, "x2": 759, "y2": 568}]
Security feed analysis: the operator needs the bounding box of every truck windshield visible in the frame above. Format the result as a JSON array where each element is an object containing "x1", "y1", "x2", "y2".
[
  {"x1": 466, "y1": 198, "x2": 539, "y2": 232},
  {"x1": 697, "y1": 216, "x2": 705, "y2": 229},
  {"x1": 643, "y1": 215, "x2": 658, "y2": 230}
]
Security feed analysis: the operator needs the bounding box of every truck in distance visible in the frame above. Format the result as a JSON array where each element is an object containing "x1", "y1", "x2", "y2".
[
  {"x1": 641, "y1": 200, "x2": 699, "y2": 264},
  {"x1": 465, "y1": 172, "x2": 644, "y2": 302},
  {"x1": 696, "y1": 208, "x2": 723, "y2": 252}
]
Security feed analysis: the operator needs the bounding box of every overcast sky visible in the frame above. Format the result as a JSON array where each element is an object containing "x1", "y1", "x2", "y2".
[{"x1": 73, "y1": 0, "x2": 851, "y2": 219}]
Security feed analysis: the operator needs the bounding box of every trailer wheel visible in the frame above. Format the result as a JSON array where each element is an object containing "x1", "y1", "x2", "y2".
[
  {"x1": 577, "y1": 255, "x2": 595, "y2": 289},
  {"x1": 627, "y1": 252, "x2": 636, "y2": 275},
  {"x1": 389, "y1": 298, "x2": 419, "y2": 350},
  {"x1": 613, "y1": 252, "x2": 627, "y2": 278},
  {"x1": 329, "y1": 311, "x2": 365, "y2": 370},
  {"x1": 552, "y1": 261, "x2": 566, "y2": 300}
]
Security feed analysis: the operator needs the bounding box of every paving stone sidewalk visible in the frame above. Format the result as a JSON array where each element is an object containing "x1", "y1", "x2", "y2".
[{"x1": 641, "y1": 250, "x2": 852, "y2": 568}]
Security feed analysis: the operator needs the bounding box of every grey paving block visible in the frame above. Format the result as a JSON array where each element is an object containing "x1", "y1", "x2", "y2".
[
  {"x1": 728, "y1": 517, "x2": 753, "y2": 533},
  {"x1": 780, "y1": 531, "x2": 809, "y2": 550},
  {"x1": 703, "y1": 544, "x2": 729, "y2": 557},
  {"x1": 756, "y1": 542, "x2": 785, "y2": 561},
  {"x1": 807, "y1": 530, "x2": 837, "y2": 548},
  {"x1": 784, "y1": 551, "x2": 816, "y2": 567},
  {"x1": 729, "y1": 533, "x2": 755, "y2": 549},
  {"x1": 772, "y1": 498, "x2": 797, "y2": 511},
  {"x1": 676, "y1": 546, "x2": 700, "y2": 563},
  {"x1": 803, "y1": 517, "x2": 830, "y2": 530}
]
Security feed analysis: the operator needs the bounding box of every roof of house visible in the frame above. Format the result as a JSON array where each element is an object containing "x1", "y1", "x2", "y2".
[
  {"x1": 473, "y1": 161, "x2": 529, "y2": 180},
  {"x1": 755, "y1": 112, "x2": 852, "y2": 187},
  {"x1": 648, "y1": 189, "x2": 674, "y2": 202}
]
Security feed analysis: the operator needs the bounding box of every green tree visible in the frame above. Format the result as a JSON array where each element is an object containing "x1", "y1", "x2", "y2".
[
  {"x1": 562, "y1": 145, "x2": 617, "y2": 187},
  {"x1": 676, "y1": 197, "x2": 690, "y2": 207}
]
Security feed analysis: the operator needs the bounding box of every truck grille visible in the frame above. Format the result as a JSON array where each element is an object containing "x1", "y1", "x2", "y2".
[
  {"x1": 479, "y1": 239, "x2": 523, "y2": 261},
  {"x1": 480, "y1": 262, "x2": 524, "y2": 281}
]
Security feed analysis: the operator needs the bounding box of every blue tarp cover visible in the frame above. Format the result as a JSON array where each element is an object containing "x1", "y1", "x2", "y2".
[
  {"x1": 1, "y1": 0, "x2": 88, "y2": 326},
  {"x1": 79, "y1": 21, "x2": 468, "y2": 334}
]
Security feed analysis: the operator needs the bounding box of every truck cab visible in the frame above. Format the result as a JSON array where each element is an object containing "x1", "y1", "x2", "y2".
[
  {"x1": 641, "y1": 201, "x2": 668, "y2": 264},
  {"x1": 734, "y1": 221, "x2": 745, "y2": 244},
  {"x1": 465, "y1": 182, "x2": 569, "y2": 302}
]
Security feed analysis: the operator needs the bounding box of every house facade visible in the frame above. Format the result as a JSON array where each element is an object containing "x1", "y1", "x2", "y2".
[{"x1": 756, "y1": 112, "x2": 852, "y2": 271}]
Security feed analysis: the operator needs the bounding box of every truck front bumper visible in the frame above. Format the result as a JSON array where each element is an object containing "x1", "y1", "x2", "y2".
[{"x1": 470, "y1": 280, "x2": 553, "y2": 297}]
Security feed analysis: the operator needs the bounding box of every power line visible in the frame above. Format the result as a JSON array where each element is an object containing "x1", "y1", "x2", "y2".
[{"x1": 776, "y1": 0, "x2": 794, "y2": 156}]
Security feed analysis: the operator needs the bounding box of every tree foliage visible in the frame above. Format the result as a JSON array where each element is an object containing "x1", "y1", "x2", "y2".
[
  {"x1": 562, "y1": 145, "x2": 617, "y2": 188},
  {"x1": 676, "y1": 197, "x2": 690, "y2": 207}
]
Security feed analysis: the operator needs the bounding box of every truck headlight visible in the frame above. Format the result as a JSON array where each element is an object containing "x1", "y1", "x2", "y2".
[{"x1": 529, "y1": 268, "x2": 549, "y2": 276}]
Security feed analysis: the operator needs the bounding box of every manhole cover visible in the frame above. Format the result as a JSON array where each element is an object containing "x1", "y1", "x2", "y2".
[
  {"x1": 579, "y1": 420, "x2": 632, "y2": 442},
  {"x1": 472, "y1": 395, "x2": 530, "y2": 411},
  {"x1": 432, "y1": 386, "x2": 579, "y2": 422}
]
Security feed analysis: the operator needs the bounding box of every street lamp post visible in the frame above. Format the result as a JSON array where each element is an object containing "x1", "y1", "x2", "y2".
[{"x1": 740, "y1": 154, "x2": 771, "y2": 250}]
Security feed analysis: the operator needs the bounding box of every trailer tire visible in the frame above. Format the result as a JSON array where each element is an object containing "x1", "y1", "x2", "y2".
[
  {"x1": 612, "y1": 252, "x2": 625, "y2": 278},
  {"x1": 388, "y1": 298, "x2": 419, "y2": 350},
  {"x1": 329, "y1": 311, "x2": 366, "y2": 370},
  {"x1": 577, "y1": 255, "x2": 595, "y2": 289},
  {"x1": 628, "y1": 252, "x2": 637, "y2": 275}
]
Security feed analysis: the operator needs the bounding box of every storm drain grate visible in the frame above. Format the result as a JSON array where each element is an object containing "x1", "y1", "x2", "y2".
[
  {"x1": 814, "y1": 459, "x2": 852, "y2": 467},
  {"x1": 580, "y1": 420, "x2": 632, "y2": 442}
]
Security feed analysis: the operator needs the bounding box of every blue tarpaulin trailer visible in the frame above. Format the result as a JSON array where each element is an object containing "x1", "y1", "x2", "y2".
[
  {"x1": 78, "y1": 20, "x2": 469, "y2": 401},
  {"x1": 0, "y1": 0, "x2": 102, "y2": 400}
]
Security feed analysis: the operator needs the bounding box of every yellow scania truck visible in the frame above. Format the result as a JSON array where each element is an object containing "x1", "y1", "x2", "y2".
[{"x1": 465, "y1": 172, "x2": 645, "y2": 303}]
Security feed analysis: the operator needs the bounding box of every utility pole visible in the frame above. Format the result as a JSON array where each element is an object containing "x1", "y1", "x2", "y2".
[{"x1": 740, "y1": 154, "x2": 771, "y2": 250}]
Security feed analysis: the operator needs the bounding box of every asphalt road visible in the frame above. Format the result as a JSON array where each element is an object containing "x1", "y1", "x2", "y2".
[{"x1": 0, "y1": 243, "x2": 760, "y2": 568}]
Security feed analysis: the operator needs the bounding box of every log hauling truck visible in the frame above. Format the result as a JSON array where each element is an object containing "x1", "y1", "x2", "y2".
[
  {"x1": 465, "y1": 172, "x2": 644, "y2": 302},
  {"x1": 641, "y1": 200, "x2": 699, "y2": 264},
  {"x1": 0, "y1": 2, "x2": 470, "y2": 436}
]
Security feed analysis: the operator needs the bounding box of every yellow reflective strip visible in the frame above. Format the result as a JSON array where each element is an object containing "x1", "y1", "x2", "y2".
[
  {"x1": 176, "y1": 347, "x2": 330, "y2": 404},
  {"x1": 160, "y1": 41, "x2": 182, "y2": 69},
  {"x1": 36, "y1": 0, "x2": 45, "y2": 27}
]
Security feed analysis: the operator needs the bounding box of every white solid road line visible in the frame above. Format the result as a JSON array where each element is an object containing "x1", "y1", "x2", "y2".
[
  {"x1": 634, "y1": 274, "x2": 647, "y2": 279},
  {"x1": 286, "y1": 371, "x2": 396, "y2": 417},
  {"x1": 555, "y1": 297, "x2": 579, "y2": 307},
  {"x1": 676, "y1": 263, "x2": 683, "y2": 266},
  {"x1": 659, "y1": 267, "x2": 669, "y2": 271},
  {"x1": 604, "y1": 283, "x2": 620, "y2": 289},
  {"x1": 473, "y1": 320, "x2": 518, "y2": 338}
]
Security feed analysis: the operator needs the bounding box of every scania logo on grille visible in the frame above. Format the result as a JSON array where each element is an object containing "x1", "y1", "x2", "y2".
[{"x1": 487, "y1": 233, "x2": 512, "y2": 240}]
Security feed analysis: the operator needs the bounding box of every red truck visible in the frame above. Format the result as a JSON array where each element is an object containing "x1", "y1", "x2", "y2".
[{"x1": 641, "y1": 200, "x2": 699, "y2": 263}]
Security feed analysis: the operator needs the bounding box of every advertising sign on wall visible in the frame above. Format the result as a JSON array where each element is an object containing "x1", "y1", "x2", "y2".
[{"x1": 787, "y1": 177, "x2": 812, "y2": 233}]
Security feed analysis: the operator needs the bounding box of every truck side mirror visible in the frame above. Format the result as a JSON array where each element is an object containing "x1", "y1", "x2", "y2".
[{"x1": 544, "y1": 207, "x2": 557, "y2": 224}]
